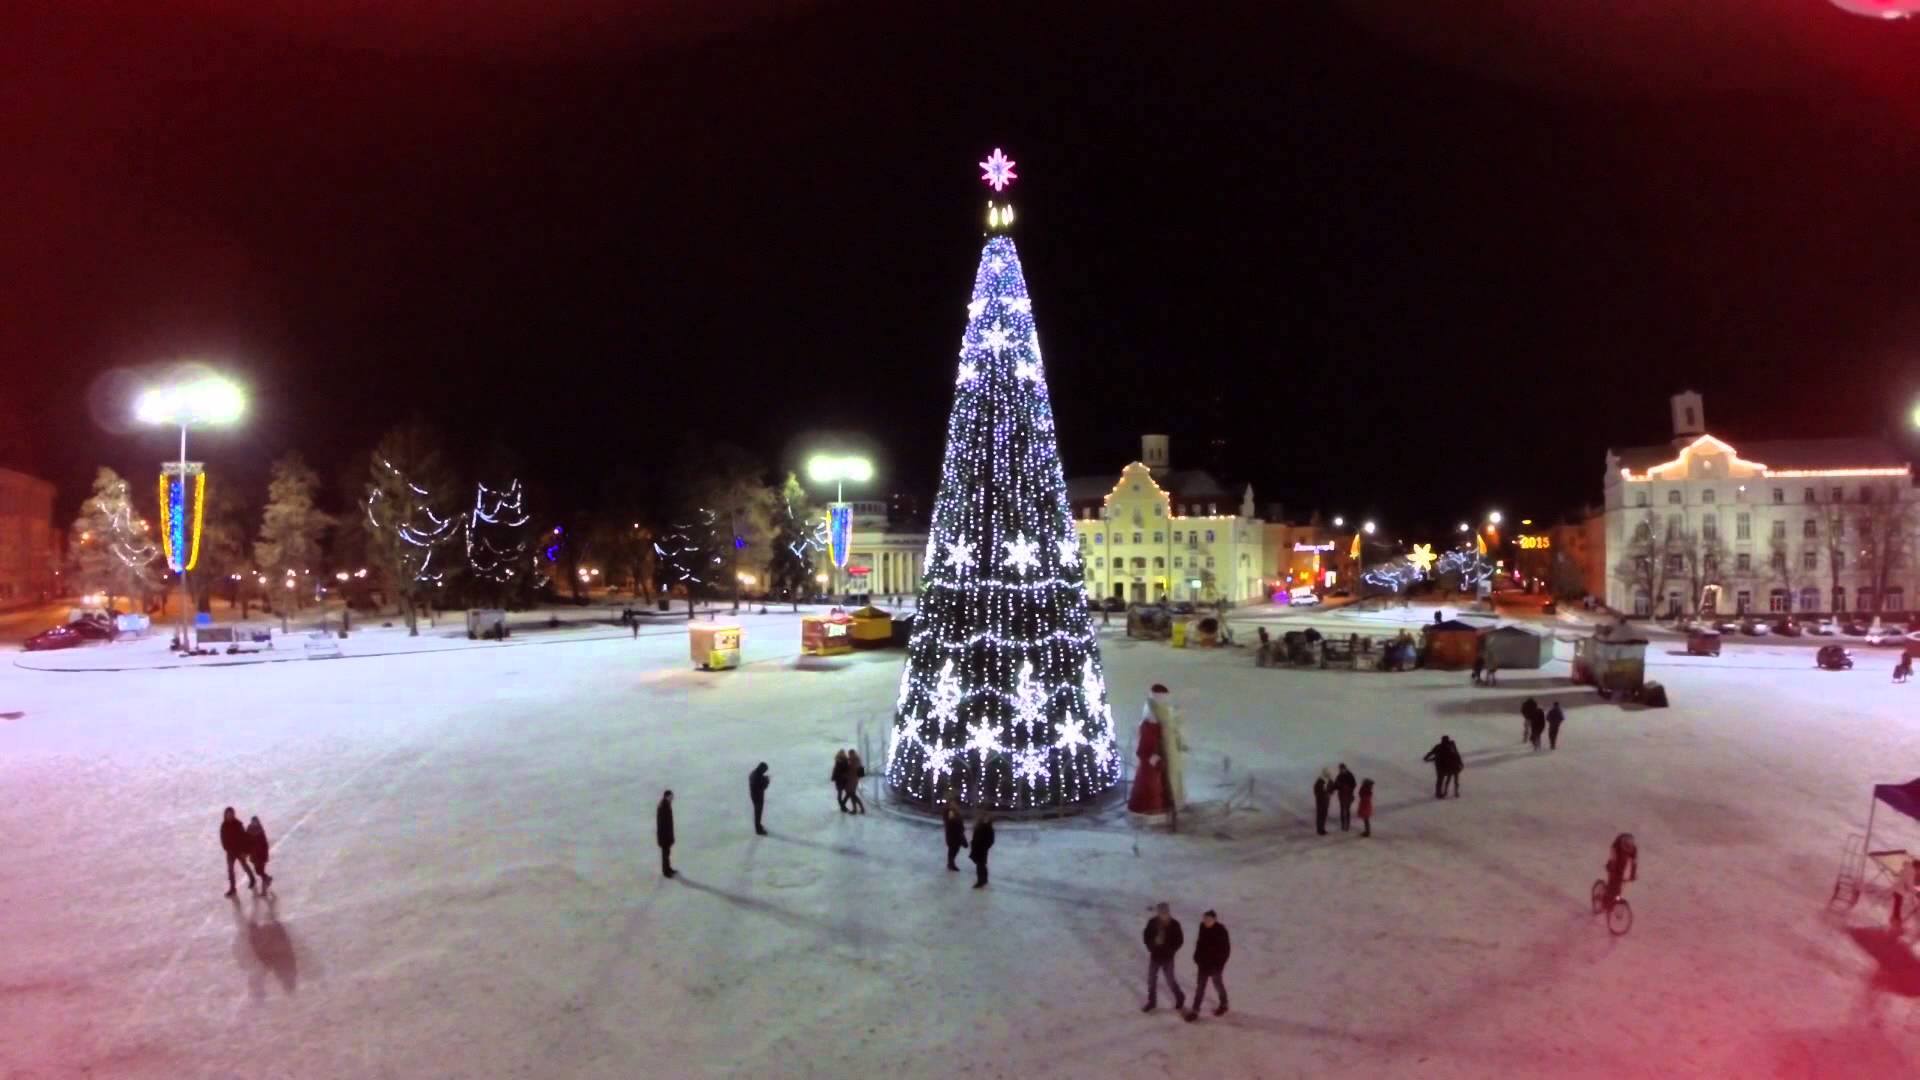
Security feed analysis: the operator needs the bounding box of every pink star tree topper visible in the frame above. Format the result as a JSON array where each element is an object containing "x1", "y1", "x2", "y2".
[{"x1": 980, "y1": 147, "x2": 1018, "y2": 191}]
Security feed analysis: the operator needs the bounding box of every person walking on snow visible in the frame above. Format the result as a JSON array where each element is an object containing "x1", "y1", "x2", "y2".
[
  {"x1": 220, "y1": 807, "x2": 256, "y2": 897},
  {"x1": 1546, "y1": 702, "x2": 1566, "y2": 750},
  {"x1": 1357, "y1": 778, "x2": 1375, "y2": 837},
  {"x1": 1334, "y1": 764, "x2": 1358, "y2": 832},
  {"x1": 1521, "y1": 697, "x2": 1542, "y2": 745},
  {"x1": 1526, "y1": 700, "x2": 1547, "y2": 751},
  {"x1": 831, "y1": 750, "x2": 851, "y2": 812},
  {"x1": 656, "y1": 790, "x2": 676, "y2": 879},
  {"x1": 969, "y1": 810, "x2": 995, "y2": 888},
  {"x1": 844, "y1": 750, "x2": 867, "y2": 815},
  {"x1": 245, "y1": 815, "x2": 273, "y2": 893},
  {"x1": 1186, "y1": 909, "x2": 1230, "y2": 1021},
  {"x1": 1422, "y1": 738, "x2": 1450, "y2": 799},
  {"x1": 1470, "y1": 654, "x2": 1485, "y2": 686},
  {"x1": 1443, "y1": 737, "x2": 1463, "y2": 797},
  {"x1": 1312, "y1": 774, "x2": 1333, "y2": 835},
  {"x1": 748, "y1": 763, "x2": 770, "y2": 835},
  {"x1": 1141, "y1": 902, "x2": 1186, "y2": 1013},
  {"x1": 944, "y1": 801, "x2": 969, "y2": 871}
]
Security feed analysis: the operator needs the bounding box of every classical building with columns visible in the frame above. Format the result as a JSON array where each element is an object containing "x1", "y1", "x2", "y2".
[
  {"x1": 825, "y1": 499, "x2": 929, "y2": 600},
  {"x1": 1067, "y1": 435, "x2": 1267, "y2": 604},
  {"x1": 1601, "y1": 392, "x2": 1918, "y2": 619}
]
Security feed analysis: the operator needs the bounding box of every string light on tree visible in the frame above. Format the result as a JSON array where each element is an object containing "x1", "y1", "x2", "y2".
[{"x1": 886, "y1": 147, "x2": 1121, "y2": 810}]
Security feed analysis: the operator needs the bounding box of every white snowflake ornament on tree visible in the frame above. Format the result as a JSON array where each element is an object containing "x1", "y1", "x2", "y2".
[
  {"x1": 1010, "y1": 661, "x2": 1046, "y2": 733},
  {"x1": 946, "y1": 538, "x2": 976, "y2": 573},
  {"x1": 957, "y1": 362, "x2": 978, "y2": 385},
  {"x1": 1013, "y1": 747, "x2": 1051, "y2": 787},
  {"x1": 927, "y1": 660, "x2": 963, "y2": 726},
  {"x1": 1057, "y1": 538, "x2": 1081, "y2": 568},
  {"x1": 982, "y1": 324, "x2": 1011, "y2": 354},
  {"x1": 964, "y1": 717, "x2": 1005, "y2": 760},
  {"x1": 1002, "y1": 532, "x2": 1039, "y2": 576},
  {"x1": 1014, "y1": 359, "x2": 1041, "y2": 382}
]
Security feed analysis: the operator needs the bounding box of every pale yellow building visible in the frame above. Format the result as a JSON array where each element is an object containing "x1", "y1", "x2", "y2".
[{"x1": 1068, "y1": 435, "x2": 1265, "y2": 604}]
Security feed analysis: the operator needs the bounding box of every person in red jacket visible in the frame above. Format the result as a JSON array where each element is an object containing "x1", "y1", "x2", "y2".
[
  {"x1": 1357, "y1": 778, "x2": 1375, "y2": 838},
  {"x1": 1185, "y1": 910, "x2": 1231, "y2": 1021}
]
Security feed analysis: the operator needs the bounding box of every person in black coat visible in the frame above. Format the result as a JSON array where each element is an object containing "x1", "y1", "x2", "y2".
[
  {"x1": 1442, "y1": 737, "x2": 1463, "y2": 797},
  {"x1": 245, "y1": 815, "x2": 273, "y2": 892},
  {"x1": 1141, "y1": 902, "x2": 1186, "y2": 1013},
  {"x1": 1424, "y1": 736, "x2": 1463, "y2": 798},
  {"x1": 748, "y1": 763, "x2": 770, "y2": 835},
  {"x1": 219, "y1": 806, "x2": 256, "y2": 897},
  {"x1": 1333, "y1": 764, "x2": 1358, "y2": 832},
  {"x1": 1546, "y1": 702, "x2": 1566, "y2": 750},
  {"x1": 831, "y1": 750, "x2": 851, "y2": 812},
  {"x1": 656, "y1": 790, "x2": 676, "y2": 878},
  {"x1": 1520, "y1": 697, "x2": 1541, "y2": 744},
  {"x1": 1186, "y1": 909, "x2": 1231, "y2": 1021},
  {"x1": 969, "y1": 811, "x2": 995, "y2": 888},
  {"x1": 944, "y1": 801, "x2": 969, "y2": 871},
  {"x1": 1312, "y1": 776, "x2": 1332, "y2": 834}
]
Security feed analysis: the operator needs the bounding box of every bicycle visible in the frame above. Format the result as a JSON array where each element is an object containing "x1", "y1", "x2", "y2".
[{"x1": 1591, "y1": 877, "x2": 1633, "y2": 935}]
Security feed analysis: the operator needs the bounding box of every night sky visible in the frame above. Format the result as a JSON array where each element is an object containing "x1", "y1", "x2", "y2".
[{"x1": 6, "y1": 1, "x2": 1919, "y2": 534}]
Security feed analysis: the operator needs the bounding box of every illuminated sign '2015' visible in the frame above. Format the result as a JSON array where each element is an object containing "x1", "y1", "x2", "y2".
[{"x1": 1517, "y1": 535, "x2": 1551, "y2": 550}]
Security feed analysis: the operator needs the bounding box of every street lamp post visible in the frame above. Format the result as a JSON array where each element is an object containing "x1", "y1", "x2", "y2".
[
  {"x1": 806, "y1": 454, "x2": 874, "y2": 600},
  {"x1": 135, "y1": 372, "x2": 244, "y2": 651}
]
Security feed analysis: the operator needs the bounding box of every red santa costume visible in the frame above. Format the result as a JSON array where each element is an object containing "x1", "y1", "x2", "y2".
[{"x1": 1127, "y1": 683, "x2": 1172, "y2": 816}]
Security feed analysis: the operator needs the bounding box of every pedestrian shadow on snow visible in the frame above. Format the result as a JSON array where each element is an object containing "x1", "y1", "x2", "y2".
[
  {"x1": 231, "y1": 894, "x2": 301, "y2": 998},
  {"x1": 1844, "y1": 926, "x2": 1920, "y2": 997}
]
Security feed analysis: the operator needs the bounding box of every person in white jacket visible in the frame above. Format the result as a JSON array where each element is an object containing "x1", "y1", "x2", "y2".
[{"x1": 1147, "y1": 684, "x2": 1188, "y2": 810}]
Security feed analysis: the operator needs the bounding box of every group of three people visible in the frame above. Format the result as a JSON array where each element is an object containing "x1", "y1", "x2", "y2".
[{"x1": 1311, "y1": 764, "x2": 1373, "y2": 836}]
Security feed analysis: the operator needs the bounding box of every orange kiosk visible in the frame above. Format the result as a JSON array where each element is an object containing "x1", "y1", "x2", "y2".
[{"x1": 800, "y1": 609, "x2": 854, "y2": 657}]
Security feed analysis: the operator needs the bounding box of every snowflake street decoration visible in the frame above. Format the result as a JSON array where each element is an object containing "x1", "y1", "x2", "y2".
[
  {"x1": 982, "y1": 324, "x2": 1011, "y2": 354},
  {"x1": 1057, "y1": 538, "x2": 1081, "y2": 567},
  {"x1": 1010, "y1": 661, "x2": 1046, "y2": 733},
  {"x1": 979, "y1": 147, "x2": 1018, "y2": 191},
  {"x1": 957, "y1": 361, "x2": 978, "y2": 385},
  {"x1": 964, "y1": 717, "x2": 1005, "y2": 759},
  {"x1": 1006, "y1": 297, "x2": 1031, "y2": 314},
  {"x1": 946, "y1": 537, "x2": 976, "y2": 572},
  {"x1": 1079, "y1": 658, "x2": 1109, "y2": 725},
  {"x1": 1012, "y1": 747, "x2": 1051, "y2": 786},
  {"x1": 1408, "y1": 543, "x2": 1437, "y2": 576},
  {"x1": 1014, "y1": 359, "x2": 1041, "y2": 382},
  {"x1": 924, "y1": 745, "x2": 958, "y2": 780},
  {"x1": 1002, "y1": 532, "x2": 1039, "y2": 575},
  {"x1": 968, "y1": 297, "x2": 988, "y2": 319},
  {"x1": 1090, "y1": 733, "x2": 1116, "y2": 770}
]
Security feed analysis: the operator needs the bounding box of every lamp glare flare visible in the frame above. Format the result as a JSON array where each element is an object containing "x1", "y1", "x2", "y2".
[{"x1": 134, "y1": 376, "x2": 246, "y2": 427}]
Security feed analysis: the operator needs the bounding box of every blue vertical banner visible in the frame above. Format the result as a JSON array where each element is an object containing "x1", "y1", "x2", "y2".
[{"x1": 826, "y1": 503, "x2": 852, "y2": 570}]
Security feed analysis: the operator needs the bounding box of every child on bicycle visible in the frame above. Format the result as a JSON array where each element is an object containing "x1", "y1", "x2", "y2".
[{"x1": 1604, "y1": 833, "x2": 1638, "y2": 904}]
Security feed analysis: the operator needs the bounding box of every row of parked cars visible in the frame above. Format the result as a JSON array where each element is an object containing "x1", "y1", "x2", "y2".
[
  {"x1": 1689, "y1": 615, "x2": 1919, "y2": 642},
  {"x1": 22, "y1": 611, "x2": 121, "y2": 651}
]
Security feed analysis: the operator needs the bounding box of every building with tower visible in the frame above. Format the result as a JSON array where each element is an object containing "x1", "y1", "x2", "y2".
[
  {"x1": 1600, "y1": 392, "x2": 1917, "y2": 619},
  {"x1": 1067, "y1": 435, "x2": 1268, "y2": 605}
]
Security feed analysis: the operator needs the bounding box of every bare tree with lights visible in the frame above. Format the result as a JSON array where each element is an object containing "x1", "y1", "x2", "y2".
[
  {"x1": 885, "y1": 150, "x2": 1121, "y2": 812},
  {"x1": 69, "y1": 467, "x2": 160, "y2": 613},
  {"x1": 362, "y1": 423, "x2": 459, "y2": 636}
]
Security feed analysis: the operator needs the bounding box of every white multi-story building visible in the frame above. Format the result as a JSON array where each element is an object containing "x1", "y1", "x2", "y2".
[
  {"x1": 825, "y1": 499, "x2": 929, "y2": 601},
  {"x1": 1068, "y1": 435, "x2": 1266, "y2": 604},
  {"x1": 1602, "y1": 392, "x2": 1917, "y2": 619}
]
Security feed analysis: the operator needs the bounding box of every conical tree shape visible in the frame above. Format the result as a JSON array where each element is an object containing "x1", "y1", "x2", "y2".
[{"x1": 886, "y1": 233, "x2": 1120, "y2": 810}]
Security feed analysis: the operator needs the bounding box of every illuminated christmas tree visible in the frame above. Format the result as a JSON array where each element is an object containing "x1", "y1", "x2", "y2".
[{"x1": 886, "y1": 149, "x2": 1119, "y2": 811}]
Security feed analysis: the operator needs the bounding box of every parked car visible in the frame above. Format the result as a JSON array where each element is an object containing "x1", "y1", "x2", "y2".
[
  {"x1": 1170, "y1": 600, "x2": 1196, "y2": 615},
  {"x1": 1866, "y1": 627, "x2": 1909, "y2": 647},
  {"x1": 1773, "y1": 618, "x2": 1803, "y2": 638},
  {"x1": 23, "y1": 624, "x2": 89, "y2": 651},
  {"x1": 1739, "y1": 618, "x2": 1771, "y2": 637},
  {"x1": 1289, "y1": 586, "x2": 1321, "y2": 606},
  {"x1": 1712, "y1": 618, "x2": 1740, "y2": 634},
  {"x1": 1816, "y1": 644, "x2": 1854, "y2": 671},
  {"x1": 1841, "y1": 619, "x2": 1872, "y2": 636},
  {"x1": 1807, "y1": 620, "x2": 1837, "y2": 636}
]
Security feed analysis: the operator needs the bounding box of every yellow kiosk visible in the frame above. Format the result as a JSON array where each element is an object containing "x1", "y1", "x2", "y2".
[{"x1": 690, "y1": 624, "x2": 743, "y2": 670}]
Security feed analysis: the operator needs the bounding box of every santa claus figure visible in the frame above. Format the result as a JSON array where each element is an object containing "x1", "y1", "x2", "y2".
[{"x1": 1128, "y1": 683, "x2": 1188, "y2": 817}]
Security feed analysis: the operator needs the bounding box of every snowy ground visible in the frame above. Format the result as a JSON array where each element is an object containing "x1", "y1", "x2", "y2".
[{"x1": 2, "y1": 611, "x2": 1918, "y2": 1078}]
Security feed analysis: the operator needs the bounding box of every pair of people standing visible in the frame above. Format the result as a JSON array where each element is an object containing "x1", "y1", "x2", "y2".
[
  {"x1": 1520, "y1": 698, "x2": 1567, "y2": 751},
  {"x1": 218, "y1": 807, "x2": 272, "y2": 897},
  {"x1": 1141, "y1": 902, "x2": 1231, "y2": 1021},
  {"x1": 831, "y1": 749, "x2": 867, "y2": 814},
  {"x1": 1423, "y1": 735, "x2": 1463, "y2": 798},
  {"x1": 1312, "y1": 765, "x2": 1373, "y2": 835},
  {"x1": 942, "y1": 801, "x2": 995, "y2": 887}
]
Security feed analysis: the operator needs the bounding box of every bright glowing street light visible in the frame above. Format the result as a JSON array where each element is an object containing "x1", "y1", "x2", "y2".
[
  {"x1": 806, "y1": 454, "x2": 874, "y2": 488},
  {"x1": 1362, "y1": 521, "x2": 1377, "y2": 535},
  {"x1": 1332, "y1": 516, "x2": 1345, "y2": 528},
  {"x1": 1911, "y1": 402, "x2": 1920, "y2": 429},
  {"x1": 1488, "y1": 510, "x2": 1503, "y2": 525},
  {"x1": 136, "y1": 368, "x2": 245, "y2": 651},
  {"x1": 807, "y1": 454, "x2": 874, "y2": 597},
  {"x1": 1457, "y1": 522, "x2": 1470, "y2": 533}
]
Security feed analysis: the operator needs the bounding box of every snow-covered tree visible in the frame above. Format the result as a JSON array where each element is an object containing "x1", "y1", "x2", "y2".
[
  {"x1": 254, "y1": 453, "x2": 331, "y2": 611},
  {"x1": 69, "y1": 467, "x2": 160, "y2": 610},
  {"x1": 886, "y1": 155, "x2": 1119, "y2": 811}
]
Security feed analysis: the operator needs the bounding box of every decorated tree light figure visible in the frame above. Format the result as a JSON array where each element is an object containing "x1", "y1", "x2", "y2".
[{"x1": 886, "y1": 149, "x2": 1121, "y2": 811}]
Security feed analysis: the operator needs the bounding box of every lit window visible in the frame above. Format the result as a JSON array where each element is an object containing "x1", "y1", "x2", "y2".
[
  {"x1": 1205, "y1": 529, "x2": 1216, "y2": 543},
  {"x1": 1095, "y1": 533, "x2": 1105, "y2": 544}
]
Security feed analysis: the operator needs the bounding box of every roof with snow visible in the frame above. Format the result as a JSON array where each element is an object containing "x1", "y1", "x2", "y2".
[{"x1": 1610, "y1": 437, "x2": 1909, "y2": 474}]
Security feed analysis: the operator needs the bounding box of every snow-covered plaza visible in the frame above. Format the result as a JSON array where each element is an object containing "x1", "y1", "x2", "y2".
[{"x1": 3, "y1": 607, "x2": 1919, "y2": 1078}]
